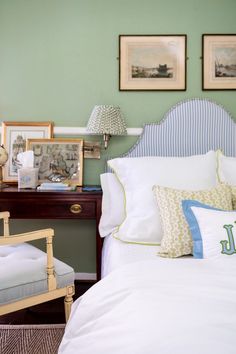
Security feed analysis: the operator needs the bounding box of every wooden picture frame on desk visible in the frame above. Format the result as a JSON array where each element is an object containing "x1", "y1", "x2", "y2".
[
  {"x1": 1, "y1": 122, "x2": 53, "y2": 183},
  {"x1": 27, "y1": 138, "x2": 84, "y2": 186}
]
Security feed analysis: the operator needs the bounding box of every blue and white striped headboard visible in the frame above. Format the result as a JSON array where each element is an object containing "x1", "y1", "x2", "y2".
[{"x1": 120, "y1": 98, "x2": 236, "y2": 159}]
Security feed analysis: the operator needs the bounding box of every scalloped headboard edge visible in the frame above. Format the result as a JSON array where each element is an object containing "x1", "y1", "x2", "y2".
[{"x1": 106, "y1": 98, "x2": 236, "y2": 171}]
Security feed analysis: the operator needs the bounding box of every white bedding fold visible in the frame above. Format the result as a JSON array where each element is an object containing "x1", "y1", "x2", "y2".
[
  {"x1": 59, "y1": 257, "x2": 236, "y2": 354},
  {"x1": 101, "y1": 235, "x2": 161, "y2": 277}
]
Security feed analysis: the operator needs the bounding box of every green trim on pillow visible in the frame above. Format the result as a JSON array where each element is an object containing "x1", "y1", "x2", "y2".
[
  {"x1": 112, "y1": 231, "x2": 161, "y2": 246},
  {"x1": 108, "y1": 160, "x2": 162, "y2": 246},
  {"x1": 110, "y1": 171, "x2": 127, "y2": 221},
  {"x1": 111, "y1": 172, "x2": 161, "y2": 246}
]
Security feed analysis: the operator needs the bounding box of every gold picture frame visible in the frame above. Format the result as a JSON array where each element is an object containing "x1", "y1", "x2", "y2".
[
  {"x1": 27, "y1": 138, "x2": 84, "y2": 186},
  {"x1": 202, "y1": 34, "x2": 236, "y2": 90},
  {"x1": 119, "y1": 35, "x2": 187, "y2": 91},
  {"x1": 1, "y1": 122, "x2": 53, "y2": 183}
]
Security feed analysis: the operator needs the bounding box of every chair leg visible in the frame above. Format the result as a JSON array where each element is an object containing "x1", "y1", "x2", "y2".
[{"x1": 64, "y1": 285, "x2": 75, "y2": 322}]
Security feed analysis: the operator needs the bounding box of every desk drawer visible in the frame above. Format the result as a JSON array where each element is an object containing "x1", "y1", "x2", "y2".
[
  {"x1": 0, "y1": 189, "x2": 102, "y2": 220},
  {"x1": 5, "y1": 200, "x2": 96, "y2": 219},
  {"x1": 38, "y1": 200, "x2": 96, "y2": 218}
]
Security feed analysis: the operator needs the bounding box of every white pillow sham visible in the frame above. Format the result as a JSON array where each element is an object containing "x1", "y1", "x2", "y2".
[
  {"x1": 217, "y1": 151, "x2": 236, "y2": 209},
  {"x1": 99, "y1": 173, "x2": 125, "y2": 237},
  {"x1": 108, "y1": 151, "x2": 217, "y2": 244},
  {"x1": 217, "y1": 151, "x2": 236, "y2": 185},
  {"x1": 182, "y1": 200, "x2": 236, "y2": 259}
]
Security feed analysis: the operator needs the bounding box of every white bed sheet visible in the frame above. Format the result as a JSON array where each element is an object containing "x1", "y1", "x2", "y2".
[
  {"x1": 101, "y1": 234, "x2": 161, "y2": 277},
  {"x1": 59, "y1": 257, "x2": 236, "y2": 354}
]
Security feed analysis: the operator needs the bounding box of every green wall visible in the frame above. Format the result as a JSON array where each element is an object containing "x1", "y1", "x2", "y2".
[{"x1": 0, "y1": 0, "x2": 235, "y2": 273}]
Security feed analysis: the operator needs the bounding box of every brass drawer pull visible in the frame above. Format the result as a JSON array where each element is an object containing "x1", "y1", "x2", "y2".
[{"x1": 70, "y1": 204, "x2": 82, "y2": 214}]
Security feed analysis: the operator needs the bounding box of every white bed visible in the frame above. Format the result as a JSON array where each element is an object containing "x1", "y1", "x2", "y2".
[
  {"x1": 59, "y1": 98, "x2": 236, "y2": 354},
  {"x1": 59, "y1": 257, "x2": 236, "y2": 354},
  {"x1": 101, "y1": 235, "x2": 160, "y2": 277}
]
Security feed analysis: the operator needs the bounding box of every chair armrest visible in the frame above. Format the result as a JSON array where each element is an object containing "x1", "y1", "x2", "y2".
[
  {"x1": 0, "y1": 211, "x2": 10, "y2": 218},
  {"x1": 0, "y1": 228, "x2": 57, "y2": 291},
  {"x1": 0, "y1": 228, "x2": 54, "y2": 245},
  {"x1": 0, "y1": 211, "x2": 10, "y2": 236}
]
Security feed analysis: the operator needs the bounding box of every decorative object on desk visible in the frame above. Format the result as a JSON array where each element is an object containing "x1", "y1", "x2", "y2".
[
  {"x1": 202, "y1": 34, "x2": 236, "y2": 90},
  {"x1": 82, "y1": 186, "x2": 102, "y2": 192},
  {"x1": 37, "y1": 182, "x2": 76, "y2": 191},
  {"x1": 87, "y1": 105, "x2": 127, "y2": 149},
  {"x1": 119, "y1": 35, "x2": 187, "y2": 91},
  {"x1": 0, "y1": 145, "x2": 9, "y2": 189},
  {"x1": 1, "y1": 121, "x2": 53, "y2": 183},
  {"x1": 18, "y1": 168, "x2": 39, "y2": 189},
  {"x1": 17, "y1": 151, "x2": 39, "y2": 189},
  {"x1": 27, "y1": 138, "x2": 83, "y2": 186}
]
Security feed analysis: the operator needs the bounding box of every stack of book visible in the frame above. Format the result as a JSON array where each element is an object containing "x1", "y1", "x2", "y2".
[{"x1": 37, "y1": 183, "x2": 76, "y2": 191}]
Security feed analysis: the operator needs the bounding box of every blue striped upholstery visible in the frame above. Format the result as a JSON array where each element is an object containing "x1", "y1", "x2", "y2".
[
  {"x1": 126, "y1": 98, "x2": 236, "y2": 157},
  {"x1": 107, "y1": 98, "x2": 236, "y2": 171}
]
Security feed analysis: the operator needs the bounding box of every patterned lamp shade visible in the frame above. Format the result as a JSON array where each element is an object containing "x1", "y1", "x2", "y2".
[{"x1": 87, "y1": 105, "x2": 127, "y2": 148}]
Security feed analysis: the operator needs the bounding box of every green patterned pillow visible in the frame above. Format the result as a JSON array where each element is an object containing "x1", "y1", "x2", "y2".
[
  {"x1": 230, "y1": 186, "x2": 236, "y2": 209},
  {"x1": 153, "y1": 183, "x2": 232, "y2": 258}
]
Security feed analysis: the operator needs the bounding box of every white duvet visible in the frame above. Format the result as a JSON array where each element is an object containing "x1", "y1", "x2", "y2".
[{"x1": 59, "y1": 257, "x2": 236, "y2": 354}]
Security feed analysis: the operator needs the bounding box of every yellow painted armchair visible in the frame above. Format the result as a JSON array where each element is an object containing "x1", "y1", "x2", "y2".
[{"x1": 0, "y1": 211, "x2": 74, "y2": 322}]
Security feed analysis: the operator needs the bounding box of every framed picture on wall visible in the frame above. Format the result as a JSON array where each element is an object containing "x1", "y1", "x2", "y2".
[
  {"x1": 1, "y1": 122, "x2": 53, "y2": 183},
  {"x1": 202, "y1": 34, "x2": 236, "y2": 90},
  {"x1": 26, "y1": 138, "x2": 84, "y2": 186},
  {"x1": 119, "y1": 35, "x2": 187, "y2": 91}
]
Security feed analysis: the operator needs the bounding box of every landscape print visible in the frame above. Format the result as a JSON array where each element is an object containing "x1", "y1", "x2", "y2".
[
  {"x1": 119, "y1": 35, "x2": 186, "y2": 91},
  {"x1": 214, "y1": 46, "x2": 236, "y2": 78},
  {"x1": 202, "y1": 34, "x2": 236, "y2": 90},
  {"x1": 130, "y1": 45, "x2": 175, "y2": 79}
]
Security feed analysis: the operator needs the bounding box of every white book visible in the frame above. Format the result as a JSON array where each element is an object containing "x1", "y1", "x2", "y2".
[
  {"x1": 40, "y1": 182, "x2": 69, "y2": 188},
  {"x1": 37, "y1": 184, "x2": 76, "y2": 191}
]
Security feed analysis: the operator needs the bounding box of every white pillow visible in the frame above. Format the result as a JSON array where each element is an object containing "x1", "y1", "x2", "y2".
[
  {"x1": 182, "y1": 200, "x2": 236, "y2": 259},
  {"x1": 99, "y1": 173, "x2": 125, "y2": 237},
  {"x1": 108, "y1": 151, "x2": 217, "y2": 244},
  {"x1": 217, "y1": 151, "x2": 236, "y2": 209},
  {"x1": 217, "y1": 151, "x2": 236, "y2": 185}
]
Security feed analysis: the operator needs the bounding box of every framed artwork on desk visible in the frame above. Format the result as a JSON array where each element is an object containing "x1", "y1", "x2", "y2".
[
  {"x1": 1, "y1": 122, "x2": 53, "y2": 183},
  {"x1": 27, "y1": 138, "x2": 84, "y2": 186}
]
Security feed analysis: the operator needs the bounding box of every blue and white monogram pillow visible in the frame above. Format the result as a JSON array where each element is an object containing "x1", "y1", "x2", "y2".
[{"x1": 182, "y1": 200, "x2": 236, "y2": 259}]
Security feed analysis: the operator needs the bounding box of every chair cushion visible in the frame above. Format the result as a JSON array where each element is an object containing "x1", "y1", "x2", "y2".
[{"x1": 0, "y1": 243, "x2": 75, "y2": 305}]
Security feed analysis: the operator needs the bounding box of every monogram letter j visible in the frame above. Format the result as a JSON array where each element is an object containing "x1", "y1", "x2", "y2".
[{"x1": 220, "y1": 224, "x2": 236, "y2": 255}]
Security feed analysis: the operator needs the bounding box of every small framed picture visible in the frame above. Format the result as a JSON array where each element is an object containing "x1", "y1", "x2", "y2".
[
  {"x1": 202, "y1": 34, "x2": 236, "y2": 90},
  {"x1": 119, "y1": 35, "x2": 187, "y2": 91},
  {"x1": 1, "y1": 122, "x2": 53, "y2": 183},
  {"x1": 27, "y1": 138, "x2": 84, "y2": 186}
]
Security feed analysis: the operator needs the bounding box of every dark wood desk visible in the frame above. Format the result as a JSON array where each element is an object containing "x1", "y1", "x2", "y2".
[{"x1": 0, "y1": 187, "x2": 103, "y2": 280}]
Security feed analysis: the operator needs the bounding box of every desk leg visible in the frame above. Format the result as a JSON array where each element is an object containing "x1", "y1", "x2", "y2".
[{"x1": 96, "y1": 198, "x2": 102, "y2": 281}]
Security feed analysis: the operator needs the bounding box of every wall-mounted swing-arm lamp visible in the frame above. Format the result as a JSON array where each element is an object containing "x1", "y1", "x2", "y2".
[{"x1": 86, "y1": 105, "x2": 127, "y2": 149}]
